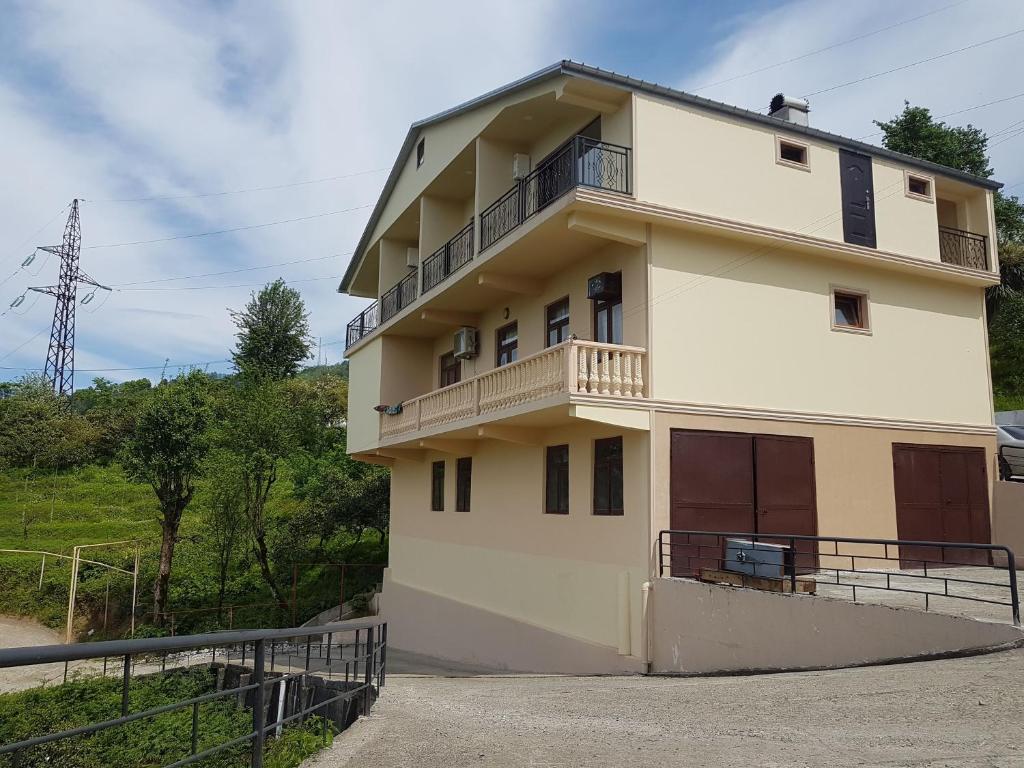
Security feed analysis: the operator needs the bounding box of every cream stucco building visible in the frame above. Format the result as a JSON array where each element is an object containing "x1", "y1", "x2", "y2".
[{"x1": 338, "y1": 62, "x2": 1003, "y2": 673}]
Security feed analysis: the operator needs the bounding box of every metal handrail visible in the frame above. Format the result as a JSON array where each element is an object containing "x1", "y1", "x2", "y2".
[
  {"x1": 479, "y1": 134, "x2": 631, "y2": 251},
  {"x1": 345, "y1": 301, "x2": 379, "y2": 349},
  {"x1": 657, "y1": 529, "x2": 1019, "y2": 626},
  {"x1": 380, "y1": 270, "x2": 417, "y2": 323},
  {"x1": 0, "y1": 619, "x2": 388, "y2": 768},
  {"x1": 938, "y1": 225, "x2": 988, "y2": 270},
  {"x1": 421, "y1": 220, "x2": 474, "y2": 293}
]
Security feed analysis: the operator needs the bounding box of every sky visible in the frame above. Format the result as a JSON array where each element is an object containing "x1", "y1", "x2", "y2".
[{"x1": 0, "y1": 0, "x2": 1022, "y2": 386}]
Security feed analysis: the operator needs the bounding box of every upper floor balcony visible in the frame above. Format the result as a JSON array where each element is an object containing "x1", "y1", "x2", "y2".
[
  {"x1": 378, "y1": 338, "x2": 647, "y2": 444},
  {"x1": 345, "y1": 133, "x2": 632, "y2": 351},
  {"x1": 938, "y1": 226, "x2": 988, "y2": 271}
]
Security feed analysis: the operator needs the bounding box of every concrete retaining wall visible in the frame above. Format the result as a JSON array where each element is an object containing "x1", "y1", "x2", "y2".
[
  {"x1": 650, "y1": 578, "x2": 1022, "y2": 675},
  {"x1": 993, "y1": 481, "x2": 1024, "y2": 569},
  {"x1": 380, "y1": 574, "x2": 645, "y2": 674}
]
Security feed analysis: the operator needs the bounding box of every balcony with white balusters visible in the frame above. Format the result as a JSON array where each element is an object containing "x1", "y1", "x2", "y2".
[{"x1": 378, "y1": 339, "x2": 647, "y2": 444}]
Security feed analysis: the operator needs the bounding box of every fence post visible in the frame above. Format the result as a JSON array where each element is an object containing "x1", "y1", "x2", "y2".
[
  {"x1": 1007, "y1": 548, "x2": 1020, "y2": 626},
  {"x1": 789, "y1": 537, "x2": 797, "y2": 594},
  {"x1": 363, "y1": 625, "x2": 374, "y2": 713},
  {"x1": 252, "y1": 639, "x2": 266, "y2": 768}
]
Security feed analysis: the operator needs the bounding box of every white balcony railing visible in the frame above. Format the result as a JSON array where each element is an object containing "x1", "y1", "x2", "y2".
[{"x1": 379, "y1": 339, "x2": 646, "y2": 440}]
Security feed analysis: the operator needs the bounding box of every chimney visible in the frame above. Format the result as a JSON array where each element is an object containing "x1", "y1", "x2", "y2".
[{"x1": 768, "y1": 94, "x2": 810, "y2": 126}]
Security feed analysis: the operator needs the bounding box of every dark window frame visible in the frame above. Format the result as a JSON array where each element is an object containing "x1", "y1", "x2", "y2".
[
  {"x1": 592, "y1": 273, "x2": 623, "y2": 345},
  {"x1": 777, "y1": 138, "x2": 809, "y2": 167},
  {"x1": 545, "y1": 444, "x2": 570, "y2": 515},
  {"x1": 439, "y1": 351, "x2": 461, "y2": 388},
  {"x1": 592, "y1": 436, "x2": 624, "y2": 516},
  {"x1": 495, "y1": 321, "x2": 519, "y2": 367},
  {"x1": 832, "y1": 289, "x2": 869, "y2": 331},
  {"x1": 416, "y1": 138, "x2": 425, "y2": 168},
  {"x1": 431, "y1": 460, "x2": 445, "y2": 511},
  {"x1": 545, "y1": 296, "x2": 570, "y2": 348},
  {"x1": 456, "y1": 457, "x2": 472, "y2": 512}
]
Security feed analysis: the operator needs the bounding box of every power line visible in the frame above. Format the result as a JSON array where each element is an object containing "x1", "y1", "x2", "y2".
[
  {"x1": 0, "y1": 204, "x2": 71, "y2": 272},
  {"x1": 0, "y1": 358, "x2": 232, "y2": 373},
  {"x1": 692, "y1": 1, "x2": 969, "y2": 92},
  {"x1": 85, "y1": 167, "x2": 389, "y2": 204},
  {"x1": 83, "y1": 203, "x2": 373, "y2": 250},
  {"x1": 857, "y1": 91, "x2": 1024, "y2": 140},
  {"x1": 116, "y1": 274, "x2": 342, "y2": 292},
  {"x1": 111, "y1": 252, "x2": 349, "y2": 287},
  {"x1": 803, "y1": 27, "x2": 1024, "y2": 98}
]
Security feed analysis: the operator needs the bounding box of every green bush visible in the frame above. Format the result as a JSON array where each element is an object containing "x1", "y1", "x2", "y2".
[{"x1": 0, "y1": 668, "x2": 329, "y2": 768}]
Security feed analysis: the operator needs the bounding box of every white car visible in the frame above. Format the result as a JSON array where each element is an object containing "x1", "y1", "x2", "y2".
[{"x1": 996, "y1": 425, "x2": 1024, "y2": 481}]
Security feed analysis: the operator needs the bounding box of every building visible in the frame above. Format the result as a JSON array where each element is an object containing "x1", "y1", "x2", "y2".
[{"x1": 338, "y1": 61, "x2": 1002, "y2": 673}]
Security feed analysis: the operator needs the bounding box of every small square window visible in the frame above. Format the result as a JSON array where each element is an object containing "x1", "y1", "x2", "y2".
[
  {"x1": 905, "y1": 172, "x2": 932, "y2": 201},
  {"x1": 777, "y1": 137, "x2": 809, "y2": 169},
  {"x1": 832, "y1": 289, "x2": 869, "y2": 332},
  {"x1": 416, "y1": 138, "x2": 425, "y2": 168}
]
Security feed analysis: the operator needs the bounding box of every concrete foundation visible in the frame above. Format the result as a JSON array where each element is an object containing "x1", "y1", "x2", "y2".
[{"x1": 650, "y1": 577, "x2": 1022, "y2": 675}]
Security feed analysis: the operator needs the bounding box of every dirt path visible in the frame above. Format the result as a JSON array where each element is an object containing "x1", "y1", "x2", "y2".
[
  {"x1": 309, "y1": 648, "x2": 1024, "y2": 768},
  {"x1": 0, "y1": 616, "x2": 64, "y2": 694}
]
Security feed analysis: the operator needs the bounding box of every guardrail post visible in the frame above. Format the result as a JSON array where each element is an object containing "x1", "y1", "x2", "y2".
[
  {"x1": 379, "y1": 623, "x2": 387, "y2": 688},
  {"x1": 1008, "y1": 549, "x2": 1020, "y2": 626},
  {"x1": 121, "y1": 654, "x2": 131, "y2": 715},
  {"x1": 252, "y1": 639, "x2": 266, "y2": 768},
  {"x1": 363, "y1": 625, "x2": 374, "y2": 713}
]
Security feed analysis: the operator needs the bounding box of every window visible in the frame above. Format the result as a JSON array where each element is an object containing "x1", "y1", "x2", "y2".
[
  {"x1": 545, "y1": 297, "x2": 570, "y2": 347},
  {"x1": 776, "y1": 137, "x2": 809, "y2": 169},
  {"x1": 456, "y1": 457, "x2": 472, "y2": 512},
  {"x1": 593, "y1": 276, "x2": 622, "y2": 345},
  {"x1": 439, "y1": 351, "x2": 461, "y2": 388},
  {"x1": 416, "y1": 138, "x2": 425, "y2": 168},
  {"x1": 593, "y1": 437, "x2": 623, "y2": 516},
  {"x1": 831, "y1": 288, "x2": 870, "y2": 333},
  {"x1": 905, "y1": 171, "x2": 933, "y2": 201},
  {"x1": 431, "y1": 460, "x2": 445, "y2": 511},
  {"x1": 545, "y1": 445, "x2": 570, "y2": 514},
  {"x1": 496, "y1": 322, "x2": 518, "y2": 366}
]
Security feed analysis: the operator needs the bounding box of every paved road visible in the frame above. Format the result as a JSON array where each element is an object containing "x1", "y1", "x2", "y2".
[
  {"x1": 0, "y1": 616, "x2": 64, "y2": 693},
  {"x1": 307, "y1": 648, "x2": 1024, "y2": 768}
]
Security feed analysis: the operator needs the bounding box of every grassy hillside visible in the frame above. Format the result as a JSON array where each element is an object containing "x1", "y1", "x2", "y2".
[{"x1": 0, "y1": 464, "x2": 386, "y2": 637}]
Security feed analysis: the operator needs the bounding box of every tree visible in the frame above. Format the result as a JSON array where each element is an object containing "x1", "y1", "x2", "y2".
[
  {"x1": 230, "y1": 279, "x2": 313, "y2": 379},
  {"x1": 121, "y1": 371, "x2": 211, "y2": 625},
  {"x1": 0, "y1": 375, "x2": 100, "y2": 470},
  {"x1": 218, "y1": 377, "x2": 296, "y2": 607},
  {"x1": 874, "y1": 103, "x2": 1024, "y2": 323},
  {"x1": 201, "y1": 449, "x2": 247, "y2": 620}
]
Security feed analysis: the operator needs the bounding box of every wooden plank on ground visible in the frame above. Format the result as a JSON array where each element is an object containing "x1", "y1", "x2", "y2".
[{"x1": 699, "y1": 568, "x2": 816, "y2": 594}]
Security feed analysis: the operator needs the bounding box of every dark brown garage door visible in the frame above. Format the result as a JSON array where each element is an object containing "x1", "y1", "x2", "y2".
[
  {"x1": 892, "y1": 444, "x2": 991, "y2": 566},
  {"x1": 669, "y1": 430, "x2": 817, "y2": 573}
]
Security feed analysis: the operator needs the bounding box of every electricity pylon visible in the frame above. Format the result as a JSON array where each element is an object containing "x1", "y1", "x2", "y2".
[{"x1": 28, "y1": 199, "x2": 110, "y2": 398}]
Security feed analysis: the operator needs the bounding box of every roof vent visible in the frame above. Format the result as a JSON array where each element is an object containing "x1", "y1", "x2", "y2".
[{"x1": 768, "y1": 94, "x2": 810, "y2": 127}]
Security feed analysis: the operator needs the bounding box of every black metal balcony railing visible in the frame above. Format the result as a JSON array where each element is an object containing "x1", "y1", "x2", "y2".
[
  {"x1": 380, "y1": 270, "x2": 417, "y2": 323},
  {"x1": 480, "y1": 135, "x2": 631, "y2": 251},
  {"x1": 938, "y1": 226, "x2": 988, "y2": 270},
  {"x1": 422, "y1": 221, "x2": 474, "y2": 293},
  {"x1": 345, "y1": 301, "x2": 379, "y2": 349}
]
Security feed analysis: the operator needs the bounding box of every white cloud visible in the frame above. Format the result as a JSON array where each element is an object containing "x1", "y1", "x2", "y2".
[
  {"x1": 0, "y1": 0, "x2": 573, "y2": 382},
  {"x1": 681, "y1": 0, "x2": 1024, "y2": 185}
]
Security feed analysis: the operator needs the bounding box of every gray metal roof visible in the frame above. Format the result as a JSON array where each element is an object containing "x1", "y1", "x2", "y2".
[{"x1": 339, "y1": 60, "x2": 1002, "y2": 293}]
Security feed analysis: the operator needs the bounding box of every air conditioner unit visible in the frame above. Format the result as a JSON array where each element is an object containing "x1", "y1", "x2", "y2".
[
  {"x1": 512, "y1": 153, "x2": 531, "y2": 181},
  {"x1": 453, "y1": 327, "x2": 478, "y2": 360},
  {"x1": 405, "y1": 247, "x2": 419, "y2": 269},
  {"x1": 587, "y1": 271, "x2": 622, "y2": 302}
]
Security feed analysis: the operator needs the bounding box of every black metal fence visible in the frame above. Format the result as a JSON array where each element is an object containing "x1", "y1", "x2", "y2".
[
  {"x1": 379, "y1": 270, "x2": 417, "y2": 323},
  {"x1": 480, "y1": 135, "x2": 631, "y2": 250},
  {"x1": 0, "y1": 620, "x2": 387, "y2": 768},
  {"x1": 938, "y1": 225, "x2": 988, "y2": 270},
  {"x1": 421, "y1": 221, "x2": 474, "y2": 294},
  {"x1": 345, "y1": 301, "x2": 379, "y2": 349},
  {"x1": 657, "y1": 529, "x2": 1019, "y2": 625}
]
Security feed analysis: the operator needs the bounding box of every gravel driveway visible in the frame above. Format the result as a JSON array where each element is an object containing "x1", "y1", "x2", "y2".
[
  {"x1": 0, "y1": 616, "x2": 64, "y2": 693},
  {"x1": 308, "y1": 648, "x2": 1024, "y2": 768}
]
